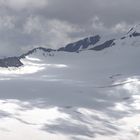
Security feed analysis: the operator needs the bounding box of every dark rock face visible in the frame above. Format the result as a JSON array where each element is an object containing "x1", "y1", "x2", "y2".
[
  {"x1": 121, "y1": 36, "x2": 126, "y2": 40},
  {"x1": 0, "y1": 57, "x2": 23, "y2": 68},
  {"x1": 90, "y1": 39, "x2": 115, "y2": 51},
  {"x1": 131, "y1": 32, "x2": 140, "y2": 37},
  {"x1": 58, "y1": 35, "x2": 100, "y2": 52}
]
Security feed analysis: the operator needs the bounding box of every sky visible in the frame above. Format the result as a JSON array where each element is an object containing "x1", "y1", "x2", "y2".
[{"x1": 0, "y1": 0, "x2": 140, "y2": 56}]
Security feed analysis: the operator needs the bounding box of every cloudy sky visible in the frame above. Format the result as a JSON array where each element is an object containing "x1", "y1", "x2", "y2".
[{"x1": 0, "y1": 0, "x2": 140, "y2": 56}]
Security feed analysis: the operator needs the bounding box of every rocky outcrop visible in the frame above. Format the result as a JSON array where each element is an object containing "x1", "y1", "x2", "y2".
[
  {"x1": 58, "y1": 35, "x2": 101, "y2": 52},
  {"x1": 90, "y1": 39, "x2": 115, "y2": 51},
  {"x1": 0, "y1": 57, "x2": 23, "y2": 68}
]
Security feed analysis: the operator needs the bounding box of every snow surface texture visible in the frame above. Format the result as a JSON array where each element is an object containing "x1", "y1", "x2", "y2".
[{"x1": 0, "y1": 25, "x2": 140, "y2": 140}]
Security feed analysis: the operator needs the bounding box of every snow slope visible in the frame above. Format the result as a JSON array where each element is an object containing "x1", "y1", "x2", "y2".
[{"x1": 0, "y1": 25, "x2": 140, "y2": 140}]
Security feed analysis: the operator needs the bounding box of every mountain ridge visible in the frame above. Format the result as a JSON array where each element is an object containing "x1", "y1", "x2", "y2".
[{"x1": 1, "y1": 24, "x2": 140, "y2": 68}]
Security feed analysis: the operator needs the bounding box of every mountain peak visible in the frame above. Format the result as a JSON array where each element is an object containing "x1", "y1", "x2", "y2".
[{"x1": 127, "y1": 24, "x2": 140, "y2": 37}]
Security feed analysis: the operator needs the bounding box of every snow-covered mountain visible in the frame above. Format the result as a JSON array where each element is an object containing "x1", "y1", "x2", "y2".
[
  {"x1": 1, "y1": 24, "x2": 140, "y2": 68},
  {"x1": 0, "y1": 25, "x2": 140, "y2": 140}
]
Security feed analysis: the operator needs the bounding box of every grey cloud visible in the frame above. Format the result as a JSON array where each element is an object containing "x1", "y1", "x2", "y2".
[
  {"x1": 0, "y1": 0, "x2": 139, "y2": 56},
  {"x1": 0, "y1": 0, "x2": 48, "y2": 10},
  {"x1": 40, "y1": 0, "x2": 140, "y2": 26}
]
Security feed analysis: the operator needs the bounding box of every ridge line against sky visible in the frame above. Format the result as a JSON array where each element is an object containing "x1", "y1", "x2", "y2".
[{"x1": 0, "y1": 0, "x2": 139, "y2": 56}]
